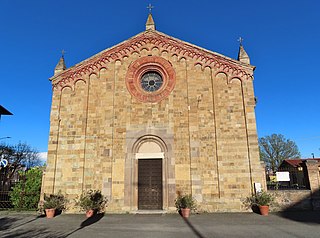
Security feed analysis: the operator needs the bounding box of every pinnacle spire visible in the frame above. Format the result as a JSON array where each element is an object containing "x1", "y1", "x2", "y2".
[
  {"x1": 54, "y1": 51, "x2": 67, "y2": 75},
  {"x1": 146, "y1": 4, "x2": 155, "y2": 31},
  {"x1": 146, "y1": 13, "x2": 155, "y2": 31},
  {"x1": 237, "y1": 37, "x2": 250, "y2": 64}
]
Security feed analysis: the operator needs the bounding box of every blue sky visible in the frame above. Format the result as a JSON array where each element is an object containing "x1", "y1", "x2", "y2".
[{"x1": 0, "y1": 0, "x2": 319, "y2": 159}]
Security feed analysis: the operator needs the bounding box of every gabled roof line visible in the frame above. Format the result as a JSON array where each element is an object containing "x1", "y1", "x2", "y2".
[
  {"x1": 281, "y1": 158, "x2": 320, "y2": 168},
  {"x1": 51, "y1": 30, "x2": 255, "y2": 90}
]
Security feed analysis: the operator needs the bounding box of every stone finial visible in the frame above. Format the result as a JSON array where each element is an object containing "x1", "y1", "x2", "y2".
[
  {"x1": 146, "y1": 13, "x2": 155, "y2": 31},
  {"x1": 54, "y1": 55, "x2": 66, "y2": 75},
  {"x1": 238, "y1": 45, "x2": 250, "y2": 64},
  {"x1": 237, "y1": 38, "x2": 250, "y2": 64}
]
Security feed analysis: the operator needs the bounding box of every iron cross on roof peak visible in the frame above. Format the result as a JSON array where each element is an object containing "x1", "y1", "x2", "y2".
[
  {"x1": 61, "y1": 49, "x2": 66, "y2": 58},
  {"x1": 238, "y1": 37, "x2": 244, "y2": 46},
  {"x1": 147, "y1": 3, "x2": 154, "y2": 13}
]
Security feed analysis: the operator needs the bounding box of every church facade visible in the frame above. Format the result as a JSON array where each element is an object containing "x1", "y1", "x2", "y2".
[{"x1": 42, "y1": 14, "x2": 266, "y2": 212}]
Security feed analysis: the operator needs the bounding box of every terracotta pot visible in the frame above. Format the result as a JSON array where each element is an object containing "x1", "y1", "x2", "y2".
[
  {"x1": 180, "y1": 208, "x2": 191, "y2": 218},
  {"x1": 45, "y1": 208, "x2": 55, "y2": 218},
  {"x1": 259, "y1": 205, "x2": 269, "y2": 216},
  {"x1": 86, "y1": 209, "x2": 95, "y2": 218}
]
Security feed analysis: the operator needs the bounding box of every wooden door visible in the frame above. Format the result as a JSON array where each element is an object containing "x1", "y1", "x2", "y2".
[{"x1": 138, "y1": 159, "x2": 163, "y2": 210}]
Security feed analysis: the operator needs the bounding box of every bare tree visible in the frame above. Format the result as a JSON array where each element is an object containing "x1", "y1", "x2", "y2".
[
  {"x1": 259, "y1": 134, "x2": 301, "y2": 173},
  {"x1": 0, "y1": 142, "x2": 41, "y2": 190}
]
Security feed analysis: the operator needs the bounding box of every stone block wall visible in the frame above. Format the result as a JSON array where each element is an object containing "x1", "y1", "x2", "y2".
[{"x1": 270, "y1": 190, "x2": 313, "y2": 211}]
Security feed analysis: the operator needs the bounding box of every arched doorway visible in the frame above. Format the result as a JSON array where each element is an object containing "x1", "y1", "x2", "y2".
[
  {"x1": 124, "y1": 132, "x2": 175, "y2": 212},
  {"x1": 136, "y1": 140, "x2": 164, "y2": 210}
]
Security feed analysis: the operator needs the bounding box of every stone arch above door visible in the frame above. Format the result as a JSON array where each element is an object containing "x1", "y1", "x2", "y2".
[
  {"x1": 138, "y1": 140, "x2": 162, "y2": 153},
  {"x1": 132, "y1": 134, "x2": 167, "y2": 152},
  {"x1": 134, "y1": 135, "x2": 166, "y2": 160}
]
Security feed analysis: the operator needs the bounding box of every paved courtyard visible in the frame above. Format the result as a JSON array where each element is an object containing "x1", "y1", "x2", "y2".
[{"x1": 0, "y1": 211, "x2": 320, "y2": 238}]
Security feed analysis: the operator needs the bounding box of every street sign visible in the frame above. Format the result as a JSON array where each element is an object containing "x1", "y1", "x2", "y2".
[
  {"x1": 0, "y1": 158, "x2": 8, "y2": 167},
  {"x1": 276, "y1": 171, "x2": 290, "y2": 182}
]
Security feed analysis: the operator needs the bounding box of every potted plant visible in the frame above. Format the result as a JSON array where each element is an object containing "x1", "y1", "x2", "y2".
[
  {"x1": 42, "y1": 193, "x2": 67, "y2": 218},
  {"x1": 76, "y1": 190, "x2": 108, "y2": 217},
  {"x1": 247, "y1": 190, "x2": 274, "y2": 216},
  {"x1": 174, "y1": 193, "x2": 196, "y2": 218}
]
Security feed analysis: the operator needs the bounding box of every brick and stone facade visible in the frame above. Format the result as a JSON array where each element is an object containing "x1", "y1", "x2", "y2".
[{"x1": 41, "y1": 14, "x2": 266, "y2": 213}]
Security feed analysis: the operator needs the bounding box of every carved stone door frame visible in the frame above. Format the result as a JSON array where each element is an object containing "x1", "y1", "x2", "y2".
[{"x1": 124, "y1": 132, "x2": 175, "y2": 212}]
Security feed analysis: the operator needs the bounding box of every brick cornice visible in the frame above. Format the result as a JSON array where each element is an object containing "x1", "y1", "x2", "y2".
[{"x1": 51, "y1": 30, "x2": 254, "y2": 91}]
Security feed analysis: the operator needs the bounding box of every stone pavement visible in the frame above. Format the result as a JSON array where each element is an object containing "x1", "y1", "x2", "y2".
[{"x1": 0, "y1": 211, "x2": 320, "y2": 238}]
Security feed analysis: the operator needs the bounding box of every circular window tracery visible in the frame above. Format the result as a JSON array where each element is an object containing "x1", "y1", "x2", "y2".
[
  {"x1": 125, "y1": 56, "x2": 176, "y2": 103},
  {"x1": 141, "y1": 71, "x2": 163, "y2": 92}
]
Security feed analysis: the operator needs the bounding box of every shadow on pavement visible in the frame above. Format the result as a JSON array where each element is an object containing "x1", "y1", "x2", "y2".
[
  {"x1": 278, "y1": 211, "x2": 320, "y2": 224},
  {"x1": 278, "y1": 189, "x2": 320, "y2": 224},
  {"x1": 2, "y1": 227, "x2": 67, "y2": 238},
  {"x1": 80, "y1": 212, "x2": 104, "y2": 228},
  {"x1": 0, "y1": 215, "x2": 44, "y2": 232},
  {"x1": 0, "y1": 214, "x2": 68, "y2": 238},
  {"x1": 0, "y1": 217, "x2": 20, "y2": 231},
  {"x1": 1, "y1": 213, "x2": 105, "y2": 238},
  {"x1": 182, "y1": 216, "x2": 207, "y2": 238},
  {"x1": 64, "y1": 212, "x2": 105, "y2": 237}
]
